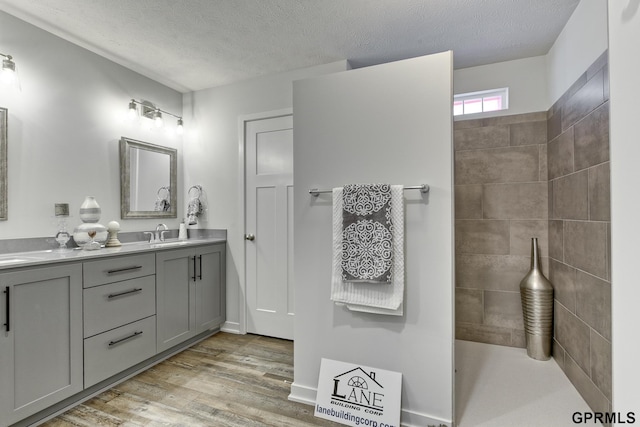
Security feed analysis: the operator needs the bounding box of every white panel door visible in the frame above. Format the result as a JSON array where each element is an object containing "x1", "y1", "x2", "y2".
[{"x1": 245, "y1": 114, "x2": 294, "y2": 340}]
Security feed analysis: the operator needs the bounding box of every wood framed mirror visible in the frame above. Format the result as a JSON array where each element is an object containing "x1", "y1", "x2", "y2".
[
  {"x1": 0, "y1": 107, "x2": 7, "y2": 221},
  {"x1": 119, "y1": 137, "x2": 177, "y2": 219}
]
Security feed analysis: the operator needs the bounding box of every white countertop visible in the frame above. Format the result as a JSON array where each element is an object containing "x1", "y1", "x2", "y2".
[{"x1": 0, "y1": 237, "x2": 226, "y2": 271}]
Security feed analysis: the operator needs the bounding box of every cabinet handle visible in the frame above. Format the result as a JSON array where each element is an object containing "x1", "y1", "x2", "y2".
[
  {"x1": 108, "y1": 331, "x2": 143, "y2": 347},
  {"x1": 107, "y1": 266, "x2": 143, "y2": 274},
  {"x1": 3, "y1": 286, "x2": 9, "y2": 332},
  {"x1": 107, "y1": 288, "x2": 143, "y2": 299},
  {"x1": 192, "y1": 256, "x2": 197, "y2": 282},
  {"x1": 198, "y1": 255, "x2": 203, "y2": 280}
]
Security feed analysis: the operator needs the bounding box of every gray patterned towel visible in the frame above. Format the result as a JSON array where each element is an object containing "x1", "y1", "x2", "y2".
[{"x1": 341, "y1": 184, "x2": 393, "y2": 283}]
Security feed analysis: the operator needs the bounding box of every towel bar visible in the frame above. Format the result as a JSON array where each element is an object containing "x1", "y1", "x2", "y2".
[{"x1": 309, "y1": 184, "x2": 429, "y2": 197}]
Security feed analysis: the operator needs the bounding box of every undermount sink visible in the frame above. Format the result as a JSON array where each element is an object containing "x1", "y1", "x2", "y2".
[
  {"x1": 0, "y1": 256, "x2": 43, "y2": 265},
  {"x1": 149, "y1": 240, "x2": 192, "y2": 249}
]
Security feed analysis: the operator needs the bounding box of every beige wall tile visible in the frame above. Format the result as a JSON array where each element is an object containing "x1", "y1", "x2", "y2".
[
  {"x1": 547, "y1": 109, "x2": 562, "y2": 142},
  {"x1": 512, "y1": 329, "x2": 526, "y2": 348},
  {"x1": 586, "y1": 51, "x2": 608, "y2": 81},
  {"x1": 548, "y1": 220, "x2": 563, "y2": 261},
  {"x1": 456, "y1": 254, "x2": 529, "y2": 291},
  {"x1": 510, "y1": 220, "x2": 548, "y2": 256},
  {"x1": 590, "y1": 330, "x2": 612, "y2": 400},
  {"x1": 455, "y1": 146, "x2": 539, "y2": 184},
  {"x1": 588, "y1": 162, "x2": 611, "y2": 221},
  {"x1": 575, "y1": 270, "x2": 611, "y2": 341},
  {"x1": 606, "y1": 223, "x2": 611, "y2": 282},
  {"x1": 455, "y1": 220, "x2": 510, "y2": 255},
  {"x1": 603, "y1": 64, "x2": 609, "y2": 101},
  {"x1": 553, "y1": 171, "x2": 588, "y2": 220},
  {"x1": 453, "y1": 118, "x2": 483, "y2": 130},
  {"x1": 553, "y1": 339, "x2": 566, "y2": 370},
  {"x1": 561, "y1": 69, "x2": 605, "y2": 131},
  {"x1": 547, "y1": 128, "x2": 574, "y2": 180},
  {"x1": 484, "y1": 291, "x2": 524, "y2": 330},
  {"x1": 455, "y1": 185, "x2": 483, "y2": 219},
  {"x1": 484, "y1": 183, "x2": 548, "y2": 219},
  {"x1": 564, "y1": 355, "x2": 610, "y2": 413},
  {"x1": 539, "y1": 144, "x2": 547, "y2": 182},
  {"x1": 454, "y1": 125, "x2": 509, "y2": 151},
  {"x1": 564, "y1": 221, "x2": 608, "y2": 279},
  {"x1": 555, "y1": 304, "x2": 591, "y2": 374},
  {"x1": 549, "y1": 259, "x2": 576, "y2": 314},
  {"x1": 484, "y1": 112, "x2": 547, "y2": 126},
  {"x1": 509, "y1": 121, "x2": 547, "y2": 146},
  {"x1": 455, "y1": 288, "x2": 484, "y2": 324},
  {"x1": 455, "y1": 323, "x2": 512, "y2": 346},
  {"x1": 548, "y1": 181, "x2": 554, "y2": 219},
  {"x1": 574, "y1": 102, "x2": 610, "y2": 171}
]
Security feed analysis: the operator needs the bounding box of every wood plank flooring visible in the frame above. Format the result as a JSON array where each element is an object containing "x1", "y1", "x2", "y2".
[{"x1": 42, "y1": 333, "x2": 341, "y2": 427}]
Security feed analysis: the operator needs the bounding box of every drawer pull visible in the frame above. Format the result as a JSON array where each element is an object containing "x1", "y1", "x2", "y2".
[
  {"x1": 107, "y1": 266, "x2": 143, "y2": 275},
  {"x1": 3, "y1": 286, "x2": 9, "y2": 332},
  {"x1": 108, "y1": 331, "x2": 143, "y2": 347},
  {"x1": 107, "y1": 288, "x2": 143, "y2": 299}
]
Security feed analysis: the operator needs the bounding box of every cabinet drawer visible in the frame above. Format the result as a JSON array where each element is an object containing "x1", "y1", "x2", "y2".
[
  {"x1": 83, "y1": 275, "x2": 156, "y2": 338},
  {"x1": 83, "y1": 253, "x2": 155, "y2": 288},
  {"x1": 84, "y1": 316, "x2": 156, "y2": 388}
]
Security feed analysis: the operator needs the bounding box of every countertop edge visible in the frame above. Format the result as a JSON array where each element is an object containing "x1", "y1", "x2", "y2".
[{"x1": 0, "y1": 238, "x2": 227, "y2": 271}]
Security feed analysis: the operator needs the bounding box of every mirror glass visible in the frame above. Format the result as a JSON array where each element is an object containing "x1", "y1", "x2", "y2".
[
  {"x1": 120, "y1": 137, "x2": 177, "y2": 219},
  {"x1": 0, "y1": 107, "x2": 6, "y2": 221}
]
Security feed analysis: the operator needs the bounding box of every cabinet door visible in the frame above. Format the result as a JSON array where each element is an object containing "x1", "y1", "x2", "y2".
[
  {"x1": 156, "y1": 248, "x2": 196, "y2": 352},
  {"x1": 0, "y1": 263, "x2": 83, "y2": 427},
  {"x1": 195, "y1": 244, "x2": 226, "y2": 332}
]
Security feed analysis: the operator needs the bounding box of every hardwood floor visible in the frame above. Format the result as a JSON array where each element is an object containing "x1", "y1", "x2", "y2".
[{"x1": 42, "y1": 333, "x2": 341, "y2": 427}]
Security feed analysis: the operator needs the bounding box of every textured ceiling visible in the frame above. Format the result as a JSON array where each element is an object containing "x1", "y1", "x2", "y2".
[{"x1": 0, "y1": 0, "x2": 580, "y2": 93}]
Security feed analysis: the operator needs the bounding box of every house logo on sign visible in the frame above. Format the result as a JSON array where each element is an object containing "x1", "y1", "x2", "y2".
[
  {"x1": 331, "y1": 367, "x2": 385, "y2": 415},
  {"x1": 315, "y1": 358, "x2": 402, "y2": 427}
]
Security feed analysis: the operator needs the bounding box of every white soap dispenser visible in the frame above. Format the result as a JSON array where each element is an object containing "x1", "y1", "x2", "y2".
[{"x1": 178, "y1": 219, "x2": 188, "y2": 240}]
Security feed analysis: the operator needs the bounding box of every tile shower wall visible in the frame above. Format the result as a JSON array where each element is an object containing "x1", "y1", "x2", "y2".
[
  {"x1": 548, "y1": 52, "x2": 611, "y2": 413},
  {"x1": 454, "y1": 52, "x2": 611, "y2": 415},
  {"x1": 454, "y1": 112, "x2": 548, "y2": 347}
]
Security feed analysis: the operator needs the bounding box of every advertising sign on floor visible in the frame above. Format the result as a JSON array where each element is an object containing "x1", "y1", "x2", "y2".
[{"x1": 314, "y1": 358, "x2": 402, "y2": 427}]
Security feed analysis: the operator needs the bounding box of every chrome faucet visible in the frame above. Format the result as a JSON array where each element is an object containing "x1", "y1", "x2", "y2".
[
  {"x1": 155, "y1": 224, "x2": 169, "y2": 242},
  {"x1": 144, "y1": 224, "x2": 169, "y2": 243}
]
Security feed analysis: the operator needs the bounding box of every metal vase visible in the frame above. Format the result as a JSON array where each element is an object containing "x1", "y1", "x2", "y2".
[{"x1": 520, "y1": 238, "x2": 554, "y2": 360}]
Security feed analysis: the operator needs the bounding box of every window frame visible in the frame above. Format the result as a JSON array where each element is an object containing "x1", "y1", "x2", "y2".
[{"x1": 453, "y1": 87, "x2": 509, "y2": 117}]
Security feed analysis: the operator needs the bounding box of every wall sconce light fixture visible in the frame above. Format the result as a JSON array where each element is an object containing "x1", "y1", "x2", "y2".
[
  {"x1": 0, "y1": 52, "x2": 17, "y2": 85},
  {"x1": 128, "y1": 99, "x2": 184, "y2": 134}
]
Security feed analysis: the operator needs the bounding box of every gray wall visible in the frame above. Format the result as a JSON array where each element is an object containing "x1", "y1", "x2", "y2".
[
  {"x1": 291, "y1": 53, "x2": 454, "y2": 426},
  {"x1": 183, "y1": 60, "x2": 349, "y2": 334},
  {"x1": 0, "y1": 11, "x2": 183, "y2": 238}
]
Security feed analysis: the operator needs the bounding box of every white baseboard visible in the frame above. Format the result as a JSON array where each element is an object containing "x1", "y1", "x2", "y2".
[
  {"x1": 288, "y1": 382, "x2": 452, "y2": 427},
  {"x1": 400, "y1": 409, "x2": 452, "y2": 427},
  {"x1": 220, "y1": 321, "x2": 241, "y2": 334},
  {"x1": 288, "y1": 382, "x2": 317, "y2": 406}
]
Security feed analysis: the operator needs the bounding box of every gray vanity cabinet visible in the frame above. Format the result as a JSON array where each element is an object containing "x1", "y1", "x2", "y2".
[
  {"x1": 0, "y1": 263, "x2": 83, "y2": 427},
  {"x1": 156, "y1": 243, "x2": 225, "y2": 352},
  {"x1": 82, "y1": 254, "x2": 157, "y2": 388}
]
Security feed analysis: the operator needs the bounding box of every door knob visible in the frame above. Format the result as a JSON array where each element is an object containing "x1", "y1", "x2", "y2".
[{"x1": 245, "y1": 234, "x2": 255, "y2": 241}]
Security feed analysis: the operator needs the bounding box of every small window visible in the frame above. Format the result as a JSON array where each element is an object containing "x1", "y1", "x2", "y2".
[{"x1": 453, "y1": 88, "x2": 508, "y2": 116}]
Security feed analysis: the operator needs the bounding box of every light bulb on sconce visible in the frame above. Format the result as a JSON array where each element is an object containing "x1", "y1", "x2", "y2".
[
  {"x1": 127, "y1": 99, "x2": 138, "y2": 120},
  {"x1": 0, "y1": 53, "x2": 17, "y2": 85},
  {"x1": 153, "y1": 109, "x2": 163, "y2": 128},
  {"x1": 176, "y1": 118, "x2": 184, "y2": 135}
]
